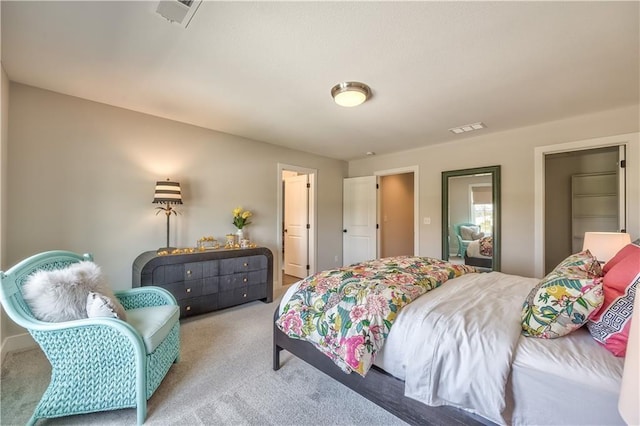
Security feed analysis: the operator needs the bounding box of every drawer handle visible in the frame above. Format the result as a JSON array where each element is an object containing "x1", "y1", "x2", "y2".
[
  {"x1": 243, "y1": 293, "x2": 247, "y2": 298},
  {"x1": 187, "y1": 270, "x2": 192, "y2": 275},
  {"x1": 186, "y1": 288, "x2": 191, "y2": 293},
  {"x1": 243, "y1": 262, "x2": 248, "y2": 267},
  {"x1": 186, "y1": 306, "x2": 191, "y2": 311},
  {"x1": 243, "y1": 277, "x2": 248, "y2": 283}
]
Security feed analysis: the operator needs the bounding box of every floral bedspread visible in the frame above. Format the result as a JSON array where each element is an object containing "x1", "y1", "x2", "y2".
[
  {"x1": 276, "y1": 256, "x2": 477, "y2": 376},
  {"x1": 479, "y1": 236, "x2": 493, "y2": 257}
]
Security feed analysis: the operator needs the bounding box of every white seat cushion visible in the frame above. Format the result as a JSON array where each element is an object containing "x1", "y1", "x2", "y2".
[{"x1": 125, "y1": 305, "x2": 179, "y2": 353}]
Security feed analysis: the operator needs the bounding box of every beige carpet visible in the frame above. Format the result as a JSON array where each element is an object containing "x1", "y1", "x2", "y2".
[{"x1": 0, "y1": 295, "x2": 407, "y2": 426}]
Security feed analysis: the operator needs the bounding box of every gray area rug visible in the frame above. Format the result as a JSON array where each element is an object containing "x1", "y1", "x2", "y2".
[{"x1": 1, "y1": 296, "x2": 407, "y2": 426}]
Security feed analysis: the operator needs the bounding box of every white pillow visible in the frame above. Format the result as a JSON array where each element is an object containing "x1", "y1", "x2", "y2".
[
  {"x1": 22, "y1": 261, "x2": 126, "y2": 322},
  {"x1": 86, "y1": 292, "x2": 125, "y2": 319},
  {"x1": 471, "y1": 231, "x2": 485, "y2": 240},
  {"x1": 459, "y1": 225, "x2": 479, "y2": 241}
]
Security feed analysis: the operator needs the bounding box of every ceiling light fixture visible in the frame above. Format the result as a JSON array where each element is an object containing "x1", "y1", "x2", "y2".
[
  {"x1": 156, "y1": 0, "x2": 202, "y2": 28},
  {"x1": 331, "y1": 82, "x2": 371, "y2": 107},
  {"x1": 449, "y1": 122, "x2": 486, "y2": 134}
]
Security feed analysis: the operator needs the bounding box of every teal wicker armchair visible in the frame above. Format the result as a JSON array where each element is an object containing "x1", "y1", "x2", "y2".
[
  {"x1": 0, "y1": 251, "x2": 180, "y2": 425},
  {"x1": 453, "y1": 222, "x2": 477, "y2": 257}
]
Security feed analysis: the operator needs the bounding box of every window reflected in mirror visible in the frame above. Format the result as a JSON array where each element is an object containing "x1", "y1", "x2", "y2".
[{"x1": 471, "y1": 184, "x2": 493, "y2": 234}]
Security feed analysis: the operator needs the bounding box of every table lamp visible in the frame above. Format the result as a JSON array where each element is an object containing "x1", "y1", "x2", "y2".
[
  {"x1": 582, "y1": 232, "x2": 631, "y2": 263},
  {"x1": 153, "y1": 179, "x2": 182, "y2": 252}
]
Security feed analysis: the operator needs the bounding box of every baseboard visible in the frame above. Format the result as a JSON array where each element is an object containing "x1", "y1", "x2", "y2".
[{"x1": 0, "y1": 332, "x2": 36, "y2": 364}]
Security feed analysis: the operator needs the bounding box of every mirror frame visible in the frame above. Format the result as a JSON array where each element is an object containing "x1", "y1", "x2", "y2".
[{"x1": 441, "y1": 165, "x2": 501, "y2": 271}]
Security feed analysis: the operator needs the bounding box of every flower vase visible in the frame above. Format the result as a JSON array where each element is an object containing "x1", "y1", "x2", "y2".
[{"x1": 236, "y1": 228, "x2": 244, "y2": 244}]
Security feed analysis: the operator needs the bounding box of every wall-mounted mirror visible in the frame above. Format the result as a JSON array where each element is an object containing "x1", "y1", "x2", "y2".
[{"x1": 442, "y1": 166, "x2": 501, "y2": 271}]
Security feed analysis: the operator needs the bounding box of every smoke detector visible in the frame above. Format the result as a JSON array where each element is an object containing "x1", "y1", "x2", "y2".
[{"x1": 156, "y1": 0, "x2": 202, "y2": 28}]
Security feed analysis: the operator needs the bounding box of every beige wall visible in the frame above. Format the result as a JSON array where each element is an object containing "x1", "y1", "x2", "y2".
[
  {"x1": 3, "y1": 83, "x2": 347, "y2": 352},
  {"x1": 349, "y1": 104, "x2": 640, "y2": 277},
  {"x1": 1, "y1": 62, "x2": 14, "y2": 355},
  {"x1": 7, "y1": 83, "x2": 347, "y2": 281}
]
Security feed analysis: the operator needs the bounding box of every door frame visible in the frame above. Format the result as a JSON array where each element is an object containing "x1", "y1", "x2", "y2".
[
  {"x1": 277, "y1": 163, "x2": 317, "y2": 289},
  {"x1": 534, "y1": 132, "x2": 638, "y2": 278},
  {"x1": 374, "y1": 166, "x2": 419, "y2": 256}
]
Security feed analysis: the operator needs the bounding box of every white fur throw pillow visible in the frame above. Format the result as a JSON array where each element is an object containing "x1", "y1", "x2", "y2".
[{"x1": 22, "y1": 261, "x2": 126, "y2": 322}]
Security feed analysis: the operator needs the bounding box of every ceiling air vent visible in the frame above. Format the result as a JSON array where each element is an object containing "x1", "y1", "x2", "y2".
[
  {"x1": 156, "y1": 0, "x2": 202, "y2": 28},
  {"x1": 448, "y1": 122, "x2": 486, "y2": 135}
]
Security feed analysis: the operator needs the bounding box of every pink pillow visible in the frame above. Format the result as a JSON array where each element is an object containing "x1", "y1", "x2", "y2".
[
  {"x1": 587, "y1": 250, "x2": 639, "y2": 356},
  {"x1": 602, "y1": 243, "x2": 640, "y2": 274}
]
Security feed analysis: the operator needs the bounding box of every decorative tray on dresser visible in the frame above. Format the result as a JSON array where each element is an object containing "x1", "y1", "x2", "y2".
[{"x1": 133, "y1": 247, "x2": 273, "y2": 318}]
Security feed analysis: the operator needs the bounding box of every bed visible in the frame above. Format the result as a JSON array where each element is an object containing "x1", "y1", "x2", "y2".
[
  {"x1": 465, "y1": 236, "x2": 493, "y2": 268},
  {"x1": 273, "y1": 255, "x2": 630, "y2": 426}
]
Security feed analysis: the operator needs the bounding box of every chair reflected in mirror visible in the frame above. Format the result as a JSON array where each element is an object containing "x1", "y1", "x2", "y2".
[{"x1": 453, "y1": 222, "x2": 481, "y2": 257}]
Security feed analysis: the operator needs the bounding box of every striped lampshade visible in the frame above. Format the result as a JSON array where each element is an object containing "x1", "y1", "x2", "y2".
[{"x1": 153, "y1": 179, "x2": 183, "y2": 204}]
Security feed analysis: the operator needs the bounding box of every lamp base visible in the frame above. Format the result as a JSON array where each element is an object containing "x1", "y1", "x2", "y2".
[{"x1": 157, "y1": 246, "x2": 177, "y2": 254}]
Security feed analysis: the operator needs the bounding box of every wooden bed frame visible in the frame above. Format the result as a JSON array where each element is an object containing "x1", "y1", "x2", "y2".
[
  {"x1": 464, "y1": 253, "x2": 492, "y2": 269},
  {"x1": 272, "y1": 309, "x2": 493, "y2": 426}
]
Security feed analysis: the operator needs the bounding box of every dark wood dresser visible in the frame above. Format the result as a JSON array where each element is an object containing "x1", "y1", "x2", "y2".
[{"x1": 132, "y1": 247, "x2": 273, "y2": 318}]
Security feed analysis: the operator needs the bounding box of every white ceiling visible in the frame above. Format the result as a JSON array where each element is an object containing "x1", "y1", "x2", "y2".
[{"x1": 2, "y1": 1, "x2": 639, "y2": 161}]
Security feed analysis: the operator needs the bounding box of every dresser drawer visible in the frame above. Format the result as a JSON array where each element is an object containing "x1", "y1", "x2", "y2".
[
  {"x1": 179, "y1": 294, "x2": 218, "y2": 318},
  {"x1": 219, "y1": 270, "x2": 267, "y2": 292},
  {"x1": 247, "y1": 282, "x2": 267, "y2": 299},
  {"x1": 162, "y1": 280, "x2": 204, "y2": 300},
  {"x1": 152, "y1": 264, "x2": 184, "y2": 285},
  {"x1": 220, "y1": 255, "x2": 267, "y2": 275},
  {"x1": 164, "y1": 277, "x2": 219, "y2": 299},
  {"x1": 218, "y1": 287, "x2": 248, "y2": 309},
  {"x1": 184, "y1": 260, "x2": 219, "y2": 280},
  {"x1": 202, "y1": 276, "x2": 220, "y2": 295},
  {"x1": 218, "y1": 283, "x2": 267, "y2": 309}
]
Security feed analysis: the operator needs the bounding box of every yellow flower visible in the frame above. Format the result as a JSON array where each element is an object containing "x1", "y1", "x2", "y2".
[{"x1": 232, "y1": 207, "x2": 253, "y2": 229}]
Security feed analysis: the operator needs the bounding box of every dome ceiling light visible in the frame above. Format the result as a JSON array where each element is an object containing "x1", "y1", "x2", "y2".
[{"x1": 331, "y1": 81, "x2": 371, "y2": 107}]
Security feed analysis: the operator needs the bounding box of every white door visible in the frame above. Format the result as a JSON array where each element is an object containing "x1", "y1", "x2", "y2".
[
  {"x1": 343, "y1": 176, "x2": 377, "y2": 266},
  {"x1": 284, "y1": 174, "x2": 309, "y2": 278}
]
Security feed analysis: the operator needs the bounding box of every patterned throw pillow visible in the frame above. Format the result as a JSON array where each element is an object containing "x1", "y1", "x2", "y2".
[
  {"x1": 587, "y1": 244, "x2": 640, "y2": 356},
  {"x1": 479, "y1": 236, "x2": 493, "y2": 257},
  {"x1": 551, "y1": 250, "x2": 602, "y2": 278},
  {"x1": 521, "y1": 250, "x2": 604, "y2": 339}
]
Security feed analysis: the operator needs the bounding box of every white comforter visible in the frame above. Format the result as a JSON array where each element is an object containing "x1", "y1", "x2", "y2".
[
  {"x1": 375, "y1": 272, "x2": 536, "y2": 425},
  {"x1": 280, "y1": 270, "x2": 624, "y2": 425},
  {"x1": 466, "y1": 239, "x2": 492, "y2": 259}
]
